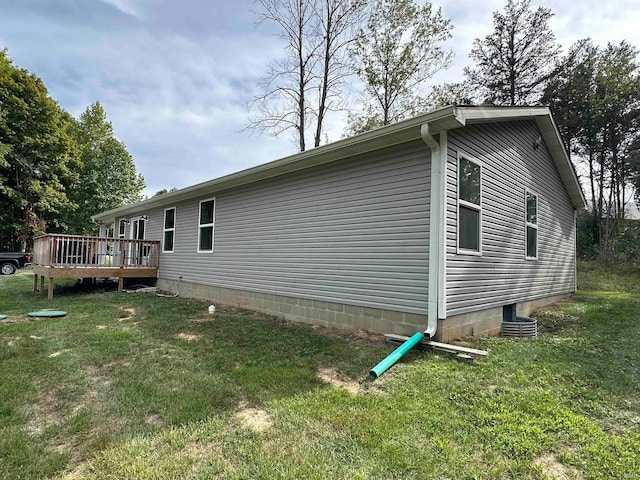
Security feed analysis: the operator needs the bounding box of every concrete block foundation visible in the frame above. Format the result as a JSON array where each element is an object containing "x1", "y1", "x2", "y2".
[
  {"x1": 438, "y1": 293, "x2": 571, "y2": 342},
  {"x1": 158, "y1": 279, "x2": 427, "y2": 336},
  {"x1": 159, "y1": 279, "x2": 570, "y2": 342}
]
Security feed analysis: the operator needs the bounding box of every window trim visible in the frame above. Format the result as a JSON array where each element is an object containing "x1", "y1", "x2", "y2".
[
  {"x1": 197, "y1": 198, "x2": 215, "y2": 253},
  {"x1": 163, "y1": 207, "x2": 176, "y2": 253},
  {"x1": 129, "y1": 216, "x2": 146, "y2": 240},
  {"x1": 118, "y1": 219, "x2": 126, "y2": 239},
  {"x1": 456, "y1": 153, "x2": 483, "y2": 256},
  {"x1": 525, "y1": 189, "x2": 539, "y2": 260}
]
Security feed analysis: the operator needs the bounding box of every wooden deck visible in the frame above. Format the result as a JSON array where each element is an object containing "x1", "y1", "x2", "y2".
[{"x1": 32, "y1": 234, "x2": 160, "y2": 299}]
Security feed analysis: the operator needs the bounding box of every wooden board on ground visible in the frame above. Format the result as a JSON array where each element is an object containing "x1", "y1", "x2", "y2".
[{"x1": 384, "y1": 334, "x2": 489, "y2": 358}]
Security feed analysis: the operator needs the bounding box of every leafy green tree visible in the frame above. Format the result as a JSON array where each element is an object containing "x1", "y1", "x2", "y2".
[
  {"x1": 425, "y1": 81, "x2": 477, "y2": 109},
  {"x1": 465, "y1": 0, "x2": 560, "y2": 105},
  {"x1": 544, "y1": 40, "x2": 640, "y2": 258},
  {"x1": 61, "y1": 102, "x2": 145, "y2": 235},
  {"x1": 0, "y1": 50, "x2": 77, "y2": 250},
  {"x1": 347, "y1": 0, "x2": 453, "y2": 132},
  {"x1": 153, "y1": 187, "x2": 179, "y2": 197}
]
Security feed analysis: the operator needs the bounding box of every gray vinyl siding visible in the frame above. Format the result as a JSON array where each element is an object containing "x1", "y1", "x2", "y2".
[
  {"x1": 141, "y1": 141, "x2": 431, "y2": 313},
  {"x1": 446, "y1": 120, "x2": 576, "y2": 316}
]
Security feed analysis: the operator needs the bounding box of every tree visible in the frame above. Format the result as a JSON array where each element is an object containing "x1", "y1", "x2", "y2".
[
  {"x1": 60, "y1": 102, "x2": 145, "y2": 235},
  {"x1": 248, "y1": 0, "x2": 367, "y2": 151},
  {"x1": 313, "y1": 0, "x2": 367, "y2": 147},
  {"x1": 465, "y1": 0, "x2": 560, "y2": 106},
  {"x1": 0, "y1": 50, "x2": 77, "y2": 250},
  {"x1": 544, "y1": 40, "x2": 640, "y2": 258},
  {"x1": 348, "y1": 0, "x2": 453, "y2": 132},
  {"x1": 153, "y1": 187, "x2": 179, "y2": 196},
  {"x1": 425, "y1": 81, "x2": 477, "y2": 110}
]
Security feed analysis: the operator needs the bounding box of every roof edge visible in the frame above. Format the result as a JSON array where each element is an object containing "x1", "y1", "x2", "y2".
[{"x1": 93, "y1": 105, "x2": 586, "y2": 223}]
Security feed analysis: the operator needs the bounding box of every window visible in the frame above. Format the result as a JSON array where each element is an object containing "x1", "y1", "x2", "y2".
[
  {"x1": 458, "y1": 155, "x2": 482, "y2": 253},
  {"x1": 163, "y1": 208, "x2": 176, "y2": 253},
  {"x1": 526, "y1": 191, "x2": 538, "y2": 259},
  {"x1": 118, "y1": 219, "x2": 126, "y2": 239},
  {"x1": 198, "y1": 199, "x2": 215, "y2": 252}
]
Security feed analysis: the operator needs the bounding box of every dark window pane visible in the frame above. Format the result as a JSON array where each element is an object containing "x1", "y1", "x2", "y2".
[
  {"x1": 527, "y1": 226, "x2": 537, "y2": 258},
  {"x1": 138, "y1": 219, "x2": 145, "y2": 239},
  {"x1": 165, "y1": 209, "x2": 175, "y2": 229},
  {"x1": 527, "y1": 193, "x2": 537, "y2": 224},
  {"x1": 459, "y1": 205, "x2": 480, "y2": 251},
  {"x1": 119, "y1": 220, "x2": 126, "y2": 236},
  {"x1": 199, "y1": 226, "x2": 213, "y2": 251},
  {"x1": 459, "y1": 158, "x2": 481, "y2": 205},
  {"x1": 200, "y1": 200, "x2": 214, "y2": 224},
  {"x1": 164, "y1": 231, "x2": 174, "y2": 252}
]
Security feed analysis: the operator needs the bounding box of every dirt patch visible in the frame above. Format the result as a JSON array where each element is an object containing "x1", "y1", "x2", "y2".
[
  {"x1": 24, "y1": 388, "x2": 66, "y2": 436},
  {"x1": 3, "y1": 336, "x2": 20, "y2": 347},
  {"x1": 145, "y1": 412, "x2": 164, "y2": 426},
  {"x1": 85, "y1": 366, "x2": 113, "y2": 388},
  {"x1": 49, "y1": 349, "x2": 72, "y2": 358},
  {"x1": 190, "y1": 317, "x2": 215, "y2": 323},
  {"x1": 29, "y1": 335, "x2": 43, "y2": 339},
  {"x1": 353, "y1": 329, "x2": 386, "y2": 342},
  {"x1": 95, "y1": 325, "x2": 108, "y2": 330},
  {"x1": 317, "y1": 368, "x2": 360, "y2": 394},
  {"x1": 102, "y1": 360, "x2": 131, "y2": 368},
  {"x1": 59, "y1": 462, "x2": 88, "y2": 480},
  {"x1": 235, "y1": 404, "x2": 272, "y2": 432},
  {"x1": 118, "y1": 307, "x2": 136, "y2": 321},
  {"x1": 310, "y1": 324, "x2": 385, "y2": 344},
  {"x1": 176, "y1": 332, "x2": 201, "y2": 341},
  {"x1": 0, "y1": 316, "x2": 28, "y2": 324},
  {"x1": 533, "y1": 452, "x2": 582, "y2": 480}
]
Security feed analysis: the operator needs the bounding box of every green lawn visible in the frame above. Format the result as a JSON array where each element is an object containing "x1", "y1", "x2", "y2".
[{"x1": 0, "y1": 266, "x2": 639, "y2": 479}]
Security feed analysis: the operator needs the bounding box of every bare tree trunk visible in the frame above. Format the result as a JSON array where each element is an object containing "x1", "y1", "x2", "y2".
[
  {"x1": 597, "y1": 149, "x2": 605, "y2": 244},
  {"x1": 588, "y1": 148, "x2": 597, "y2": 217},
  {"x1": 297, "y1": 1, "x2": 307, "y2": 152},
  {"x1": 314, "y1": 0, "x2": 332, "y2": 148},
  {"x1": 248, "y1": 0, "x2": 319, "y2": 152},
  {"x1": 508, "y1": 27, "x2": 516, "y2": 105}
]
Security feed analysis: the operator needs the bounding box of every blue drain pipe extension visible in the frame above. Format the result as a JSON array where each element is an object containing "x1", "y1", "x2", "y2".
[{"x1": 368, "y1": 332, "x2": 424, "y2": 380}]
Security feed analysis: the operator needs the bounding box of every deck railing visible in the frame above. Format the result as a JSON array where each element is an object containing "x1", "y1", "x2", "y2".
[{"x1": 33, "y1": 234, "x2": 160, "y2": 269}]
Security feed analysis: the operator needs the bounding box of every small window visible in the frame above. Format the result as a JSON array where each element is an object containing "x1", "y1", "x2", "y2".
[
  {"x1": 163, "y1": 208, "x2": 176, "y2": 253},
  {"x1": 526, "y1": 191, "x2": 538, "y2": 259},
  {"x1": 198, "y1": 199, "x2": 215, "y2": 253},
  {"x1": 118, "y1": 219, "x2": 126, "y2": 239},
  {"x1": 458, "y1": 155, "x2": 482, "y2": 253}
]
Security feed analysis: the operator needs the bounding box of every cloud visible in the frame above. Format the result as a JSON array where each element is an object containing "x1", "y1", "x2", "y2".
[
  {"x1": 1, "y1": 0, "x2": 640, "y2": 199},
  {"x1": 99, "y1": 0, "x2": 141, "y2": 18}
]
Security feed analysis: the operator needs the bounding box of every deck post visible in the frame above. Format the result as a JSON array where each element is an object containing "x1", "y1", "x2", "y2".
[
  {"x1": 33, "y1": 274, "x2": 38, "y2": 292},
  {"x1": 117, "y1": 277, "x2": 123, "y2": 292},
  {"x1": 48, "y1": 278, "x2": 54, "y2": 300},
  {"x1": 40, "y1": 276, "x2": 45, "y2": 295}
]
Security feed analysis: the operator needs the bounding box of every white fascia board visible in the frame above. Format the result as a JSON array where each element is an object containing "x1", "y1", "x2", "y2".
[
  {"x1": 92, "y1": 106, "x2": 460, "y2": 224},
  {"x1": 92, "y1": 105, "x2": 585, "y2": 225},
  {"x1": 455, "y1": 106, "x2": 586, "y2": 211}
]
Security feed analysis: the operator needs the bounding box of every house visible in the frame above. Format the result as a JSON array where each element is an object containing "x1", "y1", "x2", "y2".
[{"x1": 92, "y1": 106, "x2": 586, "y2": 341}]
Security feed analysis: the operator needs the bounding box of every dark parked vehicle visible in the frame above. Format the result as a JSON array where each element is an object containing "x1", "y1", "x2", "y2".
[{"x1": 0, "y1": 252, "x2": 31, "y2": 275}]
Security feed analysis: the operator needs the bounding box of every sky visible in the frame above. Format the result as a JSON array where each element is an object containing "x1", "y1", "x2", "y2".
[{"x1": 1, "y1": 0, "x2": 639, "y2": 197}]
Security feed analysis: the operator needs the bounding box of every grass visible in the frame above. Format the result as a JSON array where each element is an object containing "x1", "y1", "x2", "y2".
[{"x1": 0, "y1": 265, "x2": 639, "y2": 479}]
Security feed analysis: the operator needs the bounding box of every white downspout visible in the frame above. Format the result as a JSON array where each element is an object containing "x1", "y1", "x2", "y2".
[{"x1": 421, "y1": 124, "x2": 447, "y2": 338}]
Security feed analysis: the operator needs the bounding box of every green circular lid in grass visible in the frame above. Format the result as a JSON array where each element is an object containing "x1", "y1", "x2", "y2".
[
  {"x1": 28, "y1": 310, "x2": 67, "y2": 318},
  {"x1": 0, "y1": 314, "x2": 7, "y2": 320}
]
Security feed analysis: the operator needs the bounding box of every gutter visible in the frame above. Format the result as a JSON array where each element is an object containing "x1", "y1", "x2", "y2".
[{"x1": 420, "y1": 123, "x2": 448, "y2": 337}]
